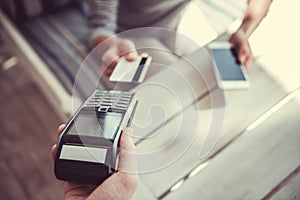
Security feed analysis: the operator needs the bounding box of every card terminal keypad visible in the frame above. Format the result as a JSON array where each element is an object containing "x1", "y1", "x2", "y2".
[{"x1": 84, "y1": 90, "x2": 133, "y2": 111}]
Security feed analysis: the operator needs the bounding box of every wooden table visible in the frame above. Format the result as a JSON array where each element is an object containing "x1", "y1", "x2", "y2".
[{"x1": 122, "y1": 36, "x2": 300, "y2": 199}]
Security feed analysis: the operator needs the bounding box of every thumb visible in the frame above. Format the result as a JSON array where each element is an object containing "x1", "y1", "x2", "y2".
[
  {"x1": 238, "y1": 52, "x2": 246, "y2": 65},
  {"x1": 118, "y1": 128, "x2": 137, "y2": 173},
  {"x1": 124, "y1": 51, "x2": 138, "y2": 61},
  {"x1": 51, "y1": 124, "x2": 66, "y2": 163},
  {"x1": 120, "y1": 128, "x2": 135, "y2": 152},
  {"x1": 86, "y1": 128, "x2": 138, "y2": 200}
]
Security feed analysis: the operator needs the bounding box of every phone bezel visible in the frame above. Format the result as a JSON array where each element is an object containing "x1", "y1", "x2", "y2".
[{"x1": 208, "y1": 41, "x2": 250, "y2": 90}]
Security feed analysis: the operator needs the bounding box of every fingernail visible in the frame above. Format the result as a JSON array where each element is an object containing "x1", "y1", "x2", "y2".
[
  {"x1": 128, "y1": 52, "x2": 138, "y2": 59},
  {"x1": 51, "y1": 144, "x2": 57, "y2": 151},
  {"x1": 141, "y1": 52, "x2": 149, "y2": 57}
]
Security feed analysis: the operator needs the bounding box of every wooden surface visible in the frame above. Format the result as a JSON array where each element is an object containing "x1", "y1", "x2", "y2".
[
  {"x1": 2, "y1": 26, "x2": 300, "y2": 200},
  {"x1": 270, "y1": 167, "x2": 300, "y2": 200},
  {"x1": 130, "y1": 45, "x2": 290, "y2": 198},
  {"x1": 132, "y1": 180, "x2": 156, "y2": 200},
  {"x1": 0, "y1": 27, "x2": 63, "y2": 200},
  {"x1": 4, "y1": 32, "x2": 298, "y2": 199},
  {"x1": 1, "y1": 0, "x2": 300, "y2": 199},
  {"x1": 165, "y1": 92, "x2": 300, "y2": 200}
]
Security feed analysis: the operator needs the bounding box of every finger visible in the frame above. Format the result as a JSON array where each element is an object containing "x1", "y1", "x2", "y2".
[
  {"x1": 245, "y1": 48, "x2": 253, "y2": 70},
  {"x1": 104, "y1": 67, "x2": 114, "y2": 76},
  {"x1": 238, "y1": 47, "x2": 252, "y2": 70},
  {"x1": 51, "y1": 144, "x2": 57, "y2": 162},
  {"x1": 119, "y1": 128, "x2": 135, "y2": 153},
  {"x1": 104, "y1": 60, "x2": 118, "y2": 76},
  {"x1": 118, "y1": 128, "x2": 137, "y2": 173},
  {"x1": 87, "y1": 128, "x2": 138, "y2": 200},
  {"x1": 239, "y1": 55, "x2": 246, "y2": 66},
  {"x1": 102, "y1": 48, "x2": 120, "y2": 66},
  {"x1": 140, "y1": 52, "x2": 149, "y2": 57},
  {"x1": 53, "y1": 124, "x2": 65, "y2": 162},
  {"x1": 124, "y1": 51, "x2": 138, "y2": 61},
  {"x1": 57, "y1": 124, "x2": 66, "y2": 136},
  {"x1": 118, "y1": 39, "x2": 136, "y2": 52},
  {"x1": 237, "y1": 49, "x2": 246, "y2": 64},
  {"x1": 118, "y1": 39, "x2": 138, "y2": 61},
  {"x1": 244, "y1": 55, "x2": 252, "y2": 71}
]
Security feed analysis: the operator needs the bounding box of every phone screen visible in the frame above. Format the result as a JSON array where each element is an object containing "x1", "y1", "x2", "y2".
[{"x1": 211, "y1": 48, "x2": 246, "y2": 81}]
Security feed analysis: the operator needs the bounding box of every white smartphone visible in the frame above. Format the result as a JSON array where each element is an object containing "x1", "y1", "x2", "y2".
[{"x1": 208, "y1": 41, "x2": 250, "y2": 90}]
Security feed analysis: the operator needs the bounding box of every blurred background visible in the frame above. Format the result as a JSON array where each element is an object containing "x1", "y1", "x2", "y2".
[{"x1": 0, "y1": 0, "x2": 299, "y2": 199}]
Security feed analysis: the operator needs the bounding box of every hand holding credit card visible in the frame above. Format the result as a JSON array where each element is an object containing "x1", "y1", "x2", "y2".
[{"x1": 109, "y1": 55, "x2": 152, "y2": 83}]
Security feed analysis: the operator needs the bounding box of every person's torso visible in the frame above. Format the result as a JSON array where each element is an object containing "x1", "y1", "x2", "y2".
[{"x1": 117, "y1": 0, "x2": 190, "y2": 31}]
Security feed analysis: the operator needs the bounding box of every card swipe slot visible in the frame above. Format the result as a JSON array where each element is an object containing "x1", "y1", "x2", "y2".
[{"x1": 132, "y1": 57, "x2": 147, "y2": 82}]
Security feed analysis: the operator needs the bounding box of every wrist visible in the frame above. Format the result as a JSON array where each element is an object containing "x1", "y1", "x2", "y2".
[
  {"x1": 88, "y1": 27, "x2": 116, "y2": 48},
  {"x1": 238, "y1": 16, "x2": 257, "y2": 38}
]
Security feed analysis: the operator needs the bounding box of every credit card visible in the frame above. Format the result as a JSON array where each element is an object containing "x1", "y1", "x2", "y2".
[{"x1": 109, "y1": 56, "x2": 152, "y2": 83}]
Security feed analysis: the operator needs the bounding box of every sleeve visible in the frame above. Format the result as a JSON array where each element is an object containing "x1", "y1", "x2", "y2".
[{"x1": 86, "y1": 0, "x2": 119, "y2": 43}]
